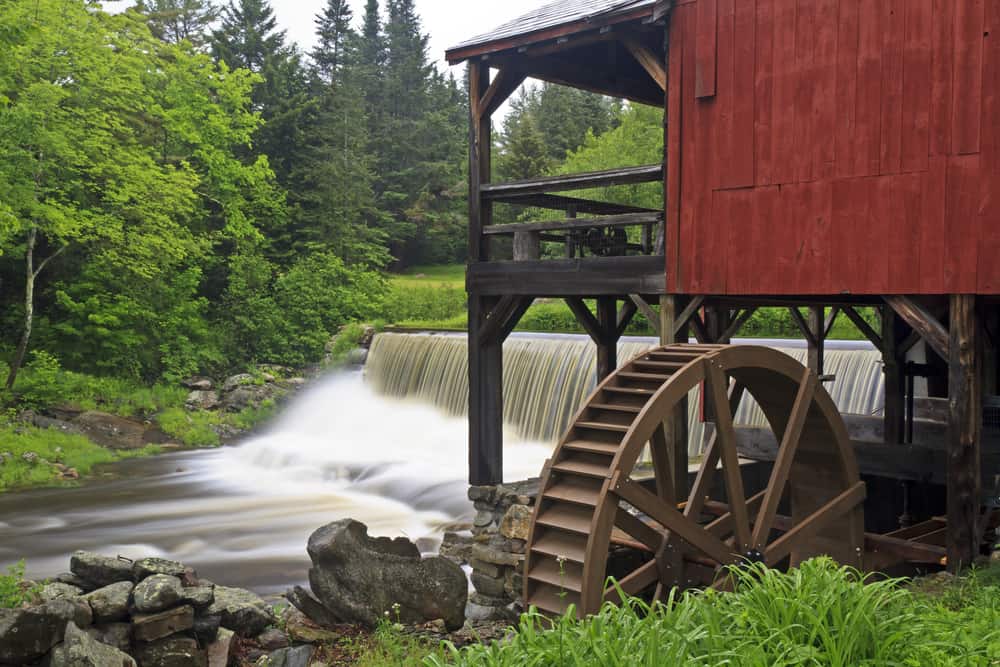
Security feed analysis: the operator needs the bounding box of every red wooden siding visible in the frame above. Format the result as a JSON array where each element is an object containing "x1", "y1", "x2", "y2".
[{"x1": 666, "y1": 0, "x2": 999, "y2": 295}]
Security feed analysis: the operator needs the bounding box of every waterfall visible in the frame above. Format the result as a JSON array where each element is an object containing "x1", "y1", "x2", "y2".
[{"x1": 365, "y1": 332, "x2": 885, "y2": 455}]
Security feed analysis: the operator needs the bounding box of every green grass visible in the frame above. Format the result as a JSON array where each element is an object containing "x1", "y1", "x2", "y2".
[
  {"x1": 428, "y1": 559, "x2": 1000, "y2": 667},
  {"x1": 0, "y1": 424, "x2": 124, "y2": 492},
  {"x1": 0, "y1": 561, "x2": 40, "y2": 609}
]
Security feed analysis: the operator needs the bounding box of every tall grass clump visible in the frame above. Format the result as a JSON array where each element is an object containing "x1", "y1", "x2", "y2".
[{"x1": 429, "y1": 558, "x2": 1000, "y2": 666}]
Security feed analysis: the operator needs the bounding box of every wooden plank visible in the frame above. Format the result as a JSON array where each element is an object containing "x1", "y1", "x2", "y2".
[
  {"x1": 679, "y1": 5, "x2": 699, "y2": 291},
  {"x1": 481, "y1": 164, "x2": 663, "y2": 200},
  {"x1": 468, "y1": 256, "x2": 667, "y2": 297},
  {"x1": 673, "y1": 295, "x2": 707, "y2": 338},
  {"x1": 944, "y1": 155, "x2": 982, "y2": 293},
  {"x1": 666, "y1": 6, "x2": 685, "y2": 291},
  {"x1": 953, "y1": 0, "x2": 985, "y2": 155},
  {"x1": 770, "y1": 0, "x2": 797, "y2": 184},
  {"x1": 565, "y1": 297, "x2": 605, "y2": 344},
  {"x1": 879, "y1": 0, "x2": 905, "y2": 175},
  {"x1": 865, "y1": 531, "x2": 947, "y2": 565},
  {"x1": 478, "y1": 295, "x2": 518, "y2": 345},
  {"x1": 765, "y1": 482, "x2": 867, "y2": 564},
  {"x1": 948, "y1": 295, "x2": 982, "y2": 571},
  {"x1": 695, "y1": 0, "x2": 718, "y2": 98},
  {"x1": 499, "y1": 297, "x2": 534, "y2": 342},
  {"x1": 628, "y1": 294, "x2": 661, "y2": 335},
  {"x1": 841, "y1": 305, "x2": 884, "y2": 350},
  {"x1": 791, "y1": 0, "x2": 816, "y2": 183},
  {"x1": 705, "y1": 361, "x2": 752, "y2": 551},
  {"x1": 930, "y1": 0, "x2": 957, "y2": 156},
  {"x1": 754, "y1": 0, "x2": 775, "y2": 185},
  {"x1": 807, "y1": 306, "x2": 825, "y2": 375},
  {"x1": 505, "y1": 193, "x2": 659, "y2": 216},
  {"x1": 884, "y1": 296, "x2": 949, "y2": 360},
  {"x1": 812, "y1": 0, "x2": 838, "y2": 180},
  {"x1": 890, "y1": 173, "x2": 924, "y2": 294},
  {"x1": 901, "y1": 0, "x2": 932, "y2": 173},
  {"x1": 616, "y1": 299, "x2": 639, "y2": 338},
  {"x1": 720, "y1": 307, "x2": 757, "y2": 341},
  {"x1": 834, "y1": 0, "x2": 860, "y2": 178},
  {"x1": 480, "y1": 67, "x2": 527, "y2": 119},
  {"x1": 730, "y1": 0, "x2": 755, "y2": 187},
  {"x1": 715, "y1": 0, "x2": 735, "y2": 188},
  {"x1": 482, "y1": 212, "x2": 662, "y2": 235},
  {"x1": 856, "y1": 0, "x2": 884, "y2": 176},
  {"x1": 919, "y1": 157, "x2": 948, "y2": 293}
]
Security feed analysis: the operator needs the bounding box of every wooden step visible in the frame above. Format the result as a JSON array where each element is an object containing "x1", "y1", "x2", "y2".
[
  {"x1": 532, "y1": 530, "x2": 588, "y2": 562},
  {"x1": 633, "y1": 360, "x2": 686, "y2": 372},
  {"x1": 552, "y1": 458, "x2": 611, "y2": 479},
  {"x1": 617, "y1": 372, "x2": 672, "y2": 383},
  {"x1": 562, "y1": 440, "x2": 620, "y2": 456},
  {"x1": 576, "y1": 420, "x2": 629, "y2": 433},
  {"x1": 590, "y1": 403, "x2": 642, "y2": 414},
  {"x1": 537, "y1": 503, "x2": 597, "y2": 535},
  {"x1": 603, "y1": 386, "x2": 655, "y2": 397},
  {"x1": 544, "y1": 477, "x2": 603, "y2": 506},
  {"x1": 646, "y1": 351, "x2": 704, "y2": 361},
  {"x1": 527, "y1": 557, "x2": 583, "y2": 591},
  {"x1": 527, "y1": 582, "x2": 580, "y2": 615}
]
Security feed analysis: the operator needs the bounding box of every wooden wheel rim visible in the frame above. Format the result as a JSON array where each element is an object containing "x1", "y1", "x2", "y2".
[{"x1": 523, "y1": 344, "x2": 866, "y2": 617}]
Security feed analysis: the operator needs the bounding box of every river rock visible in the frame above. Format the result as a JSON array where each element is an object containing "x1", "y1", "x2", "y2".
[
  {"x1": 71, "y1": 552, "x2": 133, "y2": 588},
  {"x1": 192, "y1": 614, "x2": 221, "y2": 644},
  {"x1": 84, "y1": 581, "x2": 133, "y2": 623},
  {"x1": 181, "y1": 584, "x2": 214, "y2": 608},
  {"x1": 185, "y1": 390, "x2": 219, "y2": 411},
  {"x1": 55, "y1": 573, "x2": 93, "y2": 590},
  {"x1": 40, "y1": 582, "x2": 84, "y2": 602},
  {"x1": 257, "y1": 628, "x2": 289, "y2": 651},
  {"x1": 294, "y1": 519, "x2": 468, "y2": 631},
  {"x1": 131, "y1": 605, "x2": 194, "y2": 642},
  {"x1": 221, "y1": 384, "x2": 277, "y2": 412},
  {"x1": 205, "y1": 586, "x2": 274, "y2": 637},
  {"x1": 182, "y1": 377, "x2": 214, "y2": 391},
  {"x1": 132, "y1": 575, "x2": 183, "y2": 614},
  {"x1": 499, "y1": 504, "x2": 532, "y2": 541},
  {"x1": 71, "y1": 411, "x2": 147, "y2": 450},
  {"x1": 83, "y1": 623, "x2": 131, "y2": 652},
  {"x1": 221, "y1": 374, "x2": 254, "y2": 393},
  {"x1": 0, "y1": 599, "x2": 91, "y2": 665},
  {"x1": 266, "y1": 646, "x2": 313, "y2": 667},
  {"x1": 205, "y1": 628, "x2": 234, "y2": 667},
  {"x1": 132, "y1": 558, "x2": 187, "y2": 581},
  {"x1": 280, "y1": 608, "x2": 339, "y2": 644},
  {"x1": 47, "y1": 622, "x2": 137, "y2": 667},
  {"x1": 133, "y1": 636, "x2": 207, "y2": 667},
  {"x1": 31, "y1": 414, "x2": 86, "y2": 436}
]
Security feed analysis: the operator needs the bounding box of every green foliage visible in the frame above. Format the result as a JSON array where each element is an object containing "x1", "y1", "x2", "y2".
[
  {"x1": 431, "y1": 559, "x2": 1000, "y2": 666},
  {"x1": 0, "y1": 424, "x2": 118, "y2": 492},
  {"x1": 0, "y1": 561, "x2": 39, "y2": 609},
  {"x1": 157, "y1": 408, "x2": 221, "y2": 447}
]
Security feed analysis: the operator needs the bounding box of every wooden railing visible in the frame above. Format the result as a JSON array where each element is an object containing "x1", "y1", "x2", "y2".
[{"x1": 476, "y1": 163, "x2": 665, "y2": 261}]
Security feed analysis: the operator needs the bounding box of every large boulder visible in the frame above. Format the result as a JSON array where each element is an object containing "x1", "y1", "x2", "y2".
[
  {"x1": 220, "y1": 384, "x2": 278, "y2": 412},
  {"x1": 204, "y1": 586, "x2": 274, "y2": 637},
  {"x1": 291, "y1": 519, "x2": 467, "y2": 631},
  {"x1": 70, "y1": 552, "x2": 133, "y2": 588},
  {"x1": 47, "y1": 622, "x2": 136, "y2": 667},
  {"x1": 83, "y1": 581, "x2": 133, "y2": 623},
  {"x1": 71, "y1": 412, "x2": 147, "y2": 450},
  {"x1": 0, "y1": 599, "x2": 92, "y2": 665}
]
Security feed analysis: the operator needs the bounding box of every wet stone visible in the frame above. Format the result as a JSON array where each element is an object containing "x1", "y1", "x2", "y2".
[
  {"x1": 48, "y1": 621, "x2": 137, "y2": 667},
  {"x1": 132, "y1": 557, "x2": 187, "y2": 581},
  {"x1": 84, "y1": 581, "x2": 133, "y2": 623},
  {"x1": 70, "y1": 552, "x2": 133, "y2": 588},
  {"x1": 181, "y1": 584, "x2": 215, "y2": 608},
  {"x1": 83, "y1": 622, "x2": 131, "y2": 653},
  {"x1": 133, "y1": 574, "x2": 183, "y2": 614},
  {"x1": 39, "y1": 582, "x2": 83, "y2": 602}
]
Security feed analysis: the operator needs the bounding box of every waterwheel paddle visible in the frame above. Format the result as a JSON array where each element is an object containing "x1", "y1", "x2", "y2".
[{"x1": 523, "y1": 344, "x2": 866, "y2": 617}]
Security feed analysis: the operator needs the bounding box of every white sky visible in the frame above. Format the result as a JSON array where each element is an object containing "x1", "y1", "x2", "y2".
[{"x1": 103, "y1": 0, "x2": 542, "y2": 72}]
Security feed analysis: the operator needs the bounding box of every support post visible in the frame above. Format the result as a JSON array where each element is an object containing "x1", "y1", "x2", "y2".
[
  {"x1": 661, "y1": 295, "x2": 689, "y2": 502},
  {"x1": 882, "y1": 306, "x2": 906, "y2": 446},
  {"x1": 808, "y1": 306, "x2": 826, "y2": 376},
  {"x1": 468, "y1": 294, "x2": 504, "y2": 486},
  {"x1": 947, "y1": 294, "x2": 982, "y2": 571},
  {"x1": 596, "y1": 297, "x2": 618, "y2": 381},
  {"x1": 468, "y1": 61, "x2": 492, "y2": 263}
]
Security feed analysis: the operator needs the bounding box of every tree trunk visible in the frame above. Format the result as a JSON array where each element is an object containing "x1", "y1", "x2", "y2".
[{"x1": 5, "y1": 227, "x2": 36, "y2": 391}]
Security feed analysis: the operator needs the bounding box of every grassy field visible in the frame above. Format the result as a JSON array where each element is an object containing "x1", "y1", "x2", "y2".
[{"x1": 385, "y1": 264, "x2": 873, "y2": 340}]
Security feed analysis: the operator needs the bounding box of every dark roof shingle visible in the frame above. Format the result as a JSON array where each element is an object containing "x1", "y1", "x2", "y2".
[{"x1": 447, "y1": 0, "x2": 656, "y2": 58}]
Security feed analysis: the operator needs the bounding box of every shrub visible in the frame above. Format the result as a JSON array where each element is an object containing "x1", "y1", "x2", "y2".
[
  {"x1": 0, "y1": 561, "x2": 39, "y2": 609},
  {"x1": 157, "y1": 408, "x2": 221, "y2": 447}
]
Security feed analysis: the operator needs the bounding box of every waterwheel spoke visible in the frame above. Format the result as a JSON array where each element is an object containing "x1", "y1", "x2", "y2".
[
  {"x1": 704, "y1": 362, "x2": 751, "y2": 551},
  {"x1": 752, "y1": 369, "x2": 817, "y2": 549},
  {"x1": 648, "y1": 425, "x2": 676, "y2": 504},
  {"x1": 613, "y1": 475, "x2": 736, "y2": 566},
  {"x1": 615, "y1": 507, "x2": 664, "y2": 552},
  {"x1": 706, "y1": 490, "x2": 767, "y2": 539},
  {"x1": 604, "y1": 559, "x2": 660, "y2": 604},
  {"x1": 764, "y1": 482, "x2": 866, "y2": 565},
  {"x1": 684, "y1": 382, "x2": 746, "y2": 520}
]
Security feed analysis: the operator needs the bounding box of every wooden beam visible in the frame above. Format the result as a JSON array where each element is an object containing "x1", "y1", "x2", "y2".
[
  {"x1": 478, "y1": 295, "x2": 518, "y2": 345},
  {"x1": 499, "y1": 297, "x2": 533, "y2": 342},
  {"x1": 662, "y1": 295, "x2": 690, "y2": 501},
  {"x1": 468, "y1": 295, "x2": 503, "y2": 485},
  {"x1": 808, "y1": 306, "x2": 826, "y2": 376},
  {"x1": 482, "y1": 212, "x2": 661, "y2": 235},
  {"x1": 824, "y1": 306, "x2": 842, "y2": 339},
  {"x1": 624, "y1": 38, "x2": 667, "y2": 90},
  {"x1": 947, "y1": 295, "x2": 982, "y2": 572},
  {"x1": 481, "y1": 164, "x2": 663, "y2": 199},
  {"x1": 721, "y1": 307, "x2": 757, "y2": 342},
  {"x1": 629, "y1": 294, "x2": 661, "y2": 336},
  {"x1": 596, "y1": 297, "x2": 618, "y2": 380},
  {"x1": 479, "y1": 68, "x2": 527, "y2": 119},
  {"x1": 787, "y1": 307, "x2": 818, "y2": 347},
  {"x1": 616, "y1": 299, "x2": 638, "y2": 338},
  {"x1": 882, "y1": 307, "x2": 905, "y2": 447},
  {"x1": 498, "y1": 193, "x2": 659, "y2": 216},
  {"x1": 467, "y1": 256, "x2": 667, "y2": 296},
  {"x1": 673, "y1": 296, "x2": 707, "y2": 339},
  {"x1": 565, "y1": 297, "x2": 605, "y2": 343},
  {"x1": 468, "y1": 62, "x2": 491, "y2": 264},
  {"x1": 842, "y1": 306, "x2": 884, "y2": 351},
  {"x1": 885, "y1": 296, "x2": 949, "y2": 360}
]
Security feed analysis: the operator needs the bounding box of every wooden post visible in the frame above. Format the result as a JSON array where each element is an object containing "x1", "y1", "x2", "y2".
[
  {"x1": 596, "y1": 297, "x2": 618, "y2": 381},
  {"x1": 661, "y1": 295, "x2": 689, "y2": 502},
  {"x1": 947, "y1": 294, "x2": 982, "y2": 571},
  {"x1": 808, "y1": 306, "x2": 826, "y2": 376},
  {"x1": 882, "y1": 306, "x2": 905, "y2": 446},
  {"x1": 468, "y1": 294, "x2": 504, "y2": 486},
  {"x1": 513, "y1": 231, "x2": 540, "y2": 261},
  {"x1": 468, "y1": 61, "x2": 491, "y2": 264}
]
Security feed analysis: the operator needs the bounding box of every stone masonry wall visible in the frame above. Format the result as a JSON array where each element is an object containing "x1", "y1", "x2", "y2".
[{"x1": 465, "y1": 479, "x2": 538, "y2": 621}]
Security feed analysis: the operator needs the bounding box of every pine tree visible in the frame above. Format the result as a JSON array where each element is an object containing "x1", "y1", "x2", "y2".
[
  {"x1": 136, "y1": 0, "x2": 218, "y2": 47},
  {"x1": 211, "y1": 0, "x2": 286, "y2": 73},
  {"x1": 497, "y1": 87, "x2": 554, "y2": 181},
  {"x1": 312, "y1": 0, "x2": 353, "y2": 82}
]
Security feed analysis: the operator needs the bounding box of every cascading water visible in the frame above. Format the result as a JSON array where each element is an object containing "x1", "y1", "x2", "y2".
[{"x1": 366, "y1": 332, "x2": 885, "y2": 455}]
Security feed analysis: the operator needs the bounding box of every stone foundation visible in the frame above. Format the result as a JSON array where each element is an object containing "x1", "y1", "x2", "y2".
[{"x1": 465, "y1": 479, "x2": 538, "y2": 621}]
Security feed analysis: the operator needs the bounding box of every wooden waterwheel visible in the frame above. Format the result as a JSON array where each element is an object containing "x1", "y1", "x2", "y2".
[{"x1": 523, "y1": 344, "x2": 867, "y2": 617}]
